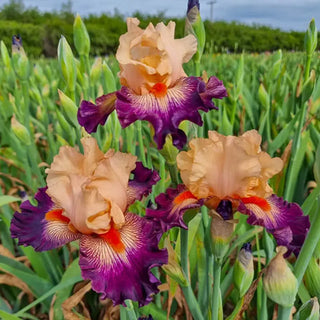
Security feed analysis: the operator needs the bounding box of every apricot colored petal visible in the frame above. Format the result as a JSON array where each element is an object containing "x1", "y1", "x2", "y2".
[{"x1": 79, "y1": 212, "x2": 168, "y2": 306}]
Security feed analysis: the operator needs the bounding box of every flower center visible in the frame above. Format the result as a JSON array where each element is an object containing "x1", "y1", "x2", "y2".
[{"x1": 149, "y1": 82, "x2": 168, "y2": 97}]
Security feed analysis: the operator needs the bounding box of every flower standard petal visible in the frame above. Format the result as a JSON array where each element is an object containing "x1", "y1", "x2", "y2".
[
  {"x1": 10, "y1": 188, "x2": 80, "y2": 251},
  {"x1": 79, "y1": 212, "x2": 168, "y2": 306},
  {"x1": 116, "y1": 76, "x2": 227, "y2": 149}
]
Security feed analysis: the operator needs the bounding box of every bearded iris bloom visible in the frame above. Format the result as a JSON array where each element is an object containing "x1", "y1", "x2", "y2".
[
  {"x1": 78, "y1": 18, "x2": 227, "y2": 149},
  {"x1": 11, "y1": 137, "x2": 168, "y2": 306},
  {"x1": 147, "y1": 130, "x2": 310, "y2": 256}
]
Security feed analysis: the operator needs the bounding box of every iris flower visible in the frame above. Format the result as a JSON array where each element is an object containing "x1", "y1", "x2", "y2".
[
  {"x1": 147, "y1": 130, "x2": 310, "y2": 256},
  {"x1": 11, "y1": 137, "x2": 168, "y2": 306},
  {"x1": 78, "y1": 18, "x2": 227, "y2": 149}
]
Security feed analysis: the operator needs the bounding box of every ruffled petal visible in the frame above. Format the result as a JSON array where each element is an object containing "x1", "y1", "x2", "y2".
[
  {"x1": 78, "y1": 92, "x2": 117, "y2": 133},
  {"x1": 79, "y1": 212, "x2": 167, "y2": 306},
  {"x1": 127, "y1": 162, "x2": 160, "y2": 206},
  {"x1": 10, "y1": 188, "x2": 80, "y2": 251},
  {"x1": 146, "y1": 184, "x2": 202, "y2": 232},
  {"x1": 116, "y1": 76, "x2": 227, "y2": 149},
  {"x1": 238, "y1": 194, "x2": 310, "y2": 255}
]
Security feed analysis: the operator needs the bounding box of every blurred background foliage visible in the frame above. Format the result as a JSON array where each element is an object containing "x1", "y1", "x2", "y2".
[{"x1": 0, "y1": 0, "x2": 317, "y2": 57}]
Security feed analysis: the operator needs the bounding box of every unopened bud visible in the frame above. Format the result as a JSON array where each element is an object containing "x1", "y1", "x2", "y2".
[
  {"x1": 11, "y1": 35, "x2": 30, "y2": 80},
  {"x1": 11, "y1": 115, "x2": 31, "y2": 146},
  {"x1": 263, "y1": 246, "x2": 298, "y2": 307},
  {"x1": 294, "y1": 297, "x2": 319, "y2": 320},
  {"x1": 304, "y1": 19, "x2": 317, "y2": 56},
  {"x1": 210, "y1": 200, "x2": 235, "y2": 259},
  {"x1": 162, "y1": 239, "x2": 188, "y2": 287},
  {"x1": 73, "y1": 14, "x2": 90, "y2": 56},
  {"x1": 58, "y1": 36, "x2": 77, "y2": 91},
  {"x1": 185, "y1": 0, "x2": 205, "y2": 64},
  {"x1": 58, "y1": 89, "x2": 78, "y2": 127},
  {"x1": 258, "y1": 83, "x2": 270, "y2": 109},
  {"x1": 1, "y1": 41, "x2": 11, "y2": 69},
  {"x1": 90, "y1": 57, "x2": 102, "y2": 83},
  {"x1": 233, "y1": 243, "x2": 254, "y2": 297},
  {"x1": 102, "y1": 60, "x2": 117, "y2": 92}
]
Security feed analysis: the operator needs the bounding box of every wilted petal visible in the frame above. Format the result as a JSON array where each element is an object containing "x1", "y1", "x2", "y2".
[
  {"x1": 238, "y1": 194, "x2": 310, "y2": 255},
  {"x1": 127, "y1": 162, "x2": 160, "y2": 206},
  {"x1": 79, "y1": 212, "x2": 168, "y2": 306},
  {"x1": 10, "y1": 188, "x2": 80, "y2": 251},
  {"x1": 116, "y1": 76, "x2": 227, "y2": 149},
  {"x1": 78, "y1": 92, "x2": 117, "y2": 133},
  {"x1": 146, "y1": 184, "x2": 202, "y2": 232}
]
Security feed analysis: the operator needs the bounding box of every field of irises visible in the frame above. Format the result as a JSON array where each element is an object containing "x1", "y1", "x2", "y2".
[{"x1": 0, "y1": 3, "x2": 320, "y2": 320}]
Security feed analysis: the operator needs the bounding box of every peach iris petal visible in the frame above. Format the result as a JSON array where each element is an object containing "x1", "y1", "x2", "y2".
[
  {"x1": 177, "y1": 130, "x2": 283, "y2": 200},
  {"x1": 46, "y1": 137, "x2": 137, "y2": 234},
  {"x1": 116, "y1": 18, "x2": 197, "y2": 95}
]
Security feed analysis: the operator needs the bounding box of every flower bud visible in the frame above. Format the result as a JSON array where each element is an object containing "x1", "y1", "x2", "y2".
[
  {"x1": 102, "y1": 60, "x2": 116, "y2": 92},
  {"x1": 162, "y1": 239, "x2": 188, "y2": 287},
  {"x1": 233, "y1": 243, "x2": 254, "y2": 297},
  {"x1": 210, "y1": 200, "x2": 235, "y2": 260},
  {"x1": 57, "y1": 36, "x2": 77, "y2": 92},
  {"x1": 11, "y1": 35, "x2": 30, "y2": 80},
  {"x1": 1, "y1": 41, "x2": 11, "y2": 69},
  {"x1": 304, "y1": 19, "x2": 317, "y2": 56},
  {"x1": 263, "y1": 246, "x2": 298, "y2": 307},
  {"x1": 304, "y1": 255, "x2": 320, "y2": 300},
  {"x1": 295, "y1": 297, "x2": 319, "y2": 320},
  {"x1": 90, "y1": 57, "x2": 102, "y2": 83},
  {"x1": 258, "y1": 83, "x2": 270, "y2": 109},
  {"x1": 11, "y1": 115, "x2": 31, "y2": 146},
  {"x1": 185, "y1": 0, "x2": 205, "y2": 64},
  {"x1": 73, "y1": 14, "x2": 90, "y2": 56},
  {"x1": 58, "y1": 89, "x2": 78, "y2": 127}
]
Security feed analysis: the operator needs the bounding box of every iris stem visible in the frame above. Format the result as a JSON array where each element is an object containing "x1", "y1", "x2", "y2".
[{"x1": 212, "y1": 258, "x2": 222, "y2": 320}]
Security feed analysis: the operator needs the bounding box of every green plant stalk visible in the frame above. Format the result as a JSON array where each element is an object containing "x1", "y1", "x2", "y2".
[
  {"x1": 181, "y1": 281, "x2": 205, "y2": 320},
  {"x1": 278, "y1": 196, "x2": 320, "y2": 319},
  {"x1": 226, "y1": 297, "x2": 244, "y2": 320},
  {"x1": 212, "y1": 258, "x2": 222, "y2": 320},
  {"x1": 283, "y1": 102, "x2": 308, "y2": 202}
]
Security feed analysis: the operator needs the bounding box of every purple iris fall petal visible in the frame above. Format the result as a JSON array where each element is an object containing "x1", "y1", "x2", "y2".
[
  {"x1": 79, "y1": 212, "x2": 168, "y2": 307},
  {"x1": 127, "y1": 162, "x2": 160, "y2": 206},
  {"x1": 116, "y1": 76, "x2": 227, "y2": 149},
  {"x1": 238, "y1": 194, "x2": 310, "y2": 256},
  {"x1": 78, "y1": 92, "x2": 117, "y2": 133},
  {"x1": 146, "y1": 184, "x2": 202, "y2": 232},
  {"x1": 10, "y1": 188, "x2": 80, "y2": 251}
]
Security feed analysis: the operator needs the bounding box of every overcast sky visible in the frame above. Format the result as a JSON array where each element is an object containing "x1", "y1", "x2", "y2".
[{"x1": 5, "y1": 0, "x2": 320, "y2": 31}]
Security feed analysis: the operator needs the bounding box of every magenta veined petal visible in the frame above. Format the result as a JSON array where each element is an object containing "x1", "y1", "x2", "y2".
[
  {"x1": 238, "y1": 194, "x2": 310, "y2": 256},
  {"x1": 146, "y1": 184, "x2": 202, "y2": 232},
  {"x1": 10, "y1": 188, "x2": 80, "y2": 251},
  {"x1": 116, "y1": 76, "x2": 227, "y2": 149},
  {"x1": 79, "y1": 212, "x2": 168, "y2": 306},
  {"x1": 78, "y1": 92, "x2": 117, "y2": 133},
  {"x1": 127, "y1": 162, "x2": 160, "y2": 206}
]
